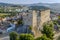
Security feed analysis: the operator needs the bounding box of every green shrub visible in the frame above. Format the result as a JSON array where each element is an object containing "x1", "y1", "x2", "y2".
[
  {"x1": 35, "y1": 34, "x2": 51, "y2": 40},
  {"x1": 43, "y1": 22, "x2": 54, "y2": 39},
  {"x1": 19, "y1": 34, "x2": 34, "y2": 40},
  {"x1": 9, "y1": 32, "x2": 18, "y2": 40}
]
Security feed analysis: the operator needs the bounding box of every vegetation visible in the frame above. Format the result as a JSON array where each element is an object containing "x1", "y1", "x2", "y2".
[
  {"x1": 29, "y1": 26, "x2": 32, "y2": 30},
  {"x1": 9, "y1": 32, "x2": 18, "y2": 40},
  {"x1": 53, "y1": 20, "x2": 58, "y2": 25},
  {"x1": 9, "y1": 32, "x2": 34, "y2": 40},
  {"x1": 58, "y1": 16, "x2": 60, "y2": 20},
  {"x1": 35, "y1": 34, "x2": 51, "y2": 40},
  {"x1": 0, "y1": 13, "x2": 10, "y2": 18},
  {"x1": 43, "y1": 22, "x2": 54, "y2": 40},
  {"x1": 19, "y1": 34, "x2": 34, "y2": 40},
  {"x1": 53, "y1": 19, "x2": 60, "y2": 30},
  {"x1": 17, "y1": 19, "x2": 23, "y2": 25},
  {"x1": 0, "y1": 12, "x2": 17, "y2": 18}
]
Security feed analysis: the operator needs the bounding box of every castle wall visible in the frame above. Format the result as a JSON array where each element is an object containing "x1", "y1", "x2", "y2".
[
  {"x1": 32, "y1": 10, "x2": 37, "y2": 27},
  {"x1": 40, "y1": 9, "x2": 51, "y2": 26}
]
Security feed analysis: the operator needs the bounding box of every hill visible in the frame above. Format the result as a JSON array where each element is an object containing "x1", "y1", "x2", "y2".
[
  {"x1": 0, "y1": 2, "x2": 21, "y2": 7},
  {"x1": 0, "y1": 2, "x2": 60, "y2": 13}
]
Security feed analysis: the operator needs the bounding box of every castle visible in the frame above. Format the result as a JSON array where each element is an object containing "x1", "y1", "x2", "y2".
[{"x1": 18, "y1": 7, "x2": 51, "y2": 37}]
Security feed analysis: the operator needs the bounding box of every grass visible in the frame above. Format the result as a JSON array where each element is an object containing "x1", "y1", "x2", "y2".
[{"x1": 0, "y1": 13, "x2": 11, "y2": 17}]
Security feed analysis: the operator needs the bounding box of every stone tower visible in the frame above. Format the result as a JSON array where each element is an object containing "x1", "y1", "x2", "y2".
[
  {"x1": 19, "y1": 9, "x2": 51, "y2": 38},
  {"x1": 32, "y1": 9, "x2": 51, "y2": 38}
]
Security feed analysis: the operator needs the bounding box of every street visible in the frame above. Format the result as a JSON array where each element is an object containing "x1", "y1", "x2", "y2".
[
  {"x1": 0, "y1": 33, "x2": 9, "y2": 40},
  {"x1": 0, "y1": 36, "x2": 9, "y2": 40}
]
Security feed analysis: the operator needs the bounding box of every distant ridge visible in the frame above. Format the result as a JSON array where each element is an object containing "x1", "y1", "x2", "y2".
[
  {"x1": 0, "y1": 2, "x2": 60, "y2": 13},
  {"x1": 29, "y1": 6, "x2": 49, "y2": 10},
  {"x1": 0, "y1": 2, "x2": 21, "y2": 7}
]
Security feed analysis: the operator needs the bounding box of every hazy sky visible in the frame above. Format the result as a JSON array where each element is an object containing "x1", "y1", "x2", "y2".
[{"x1": 0, "y1": 0, "x2": 60, "y2": 4}]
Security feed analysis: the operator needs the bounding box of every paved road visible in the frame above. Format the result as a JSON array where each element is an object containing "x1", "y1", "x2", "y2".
[
  {"x1": 0, "y1": 33, "x2": 9, "y2": 40},
  {"x1": 0, "y1": 36, "x2": 9, "y2": 40}
]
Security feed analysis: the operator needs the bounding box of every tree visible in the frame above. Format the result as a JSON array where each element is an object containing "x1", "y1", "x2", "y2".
[
  {"x1": 35, "y1": 34, "x2": 51, "y2": 40},
  {"x1": 43, "y1": 22, "x2": 54, "y2": 39},
  {"x1": 9, "y1": 32, "x2": 18, "y2": 40},
  {"x1": 53, "y1": 20, "x2": 58, "y2": 25},
  {"x1": 29, "y1": 26, "x2": 32, "y2": 30},
  {"x1": 19, "y1": 34, "x2": 34, "y2": 40},
  {"x1": 17, "y1": 19, "x2": 23, "y2": 25},
  {"x1": 57, "y1": 24, "x2": 60, "y2": 30},
  {"x1": 58, "y1": 16, "x2": 60, "y2": 20}
]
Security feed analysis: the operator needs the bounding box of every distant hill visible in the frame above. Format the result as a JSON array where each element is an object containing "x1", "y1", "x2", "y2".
[
  {"x1": 25, "y1": 3, "x2": 60, "y2": 13},
  {"x1": 0, "y1": 2, "x2": 60, "y2": 13},
  {"x1": 29, "y1": 6, "x2": 49, "y2": 10},
  {"x1": 47, "y1": 3, "x2": 60, "y2": 13},
  {"x1": 0, "y1": 2, "x2": 21, "y2": 7}
]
